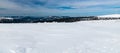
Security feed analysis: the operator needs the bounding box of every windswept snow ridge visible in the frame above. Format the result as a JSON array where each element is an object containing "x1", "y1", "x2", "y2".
[{"x1": 1, "y1": 20, "x2": 120, "y2": 53}]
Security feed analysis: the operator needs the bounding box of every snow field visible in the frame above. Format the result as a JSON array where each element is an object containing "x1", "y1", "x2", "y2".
[{"x1": 0, "y1": 20, "x2": 120, "y2": 53}]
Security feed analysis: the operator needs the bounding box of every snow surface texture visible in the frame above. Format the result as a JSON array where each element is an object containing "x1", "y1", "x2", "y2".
[
  {"x1": 1, "y1": 20, "x2": 120, "y2": 53},
  {"x1": 98, "y1": 14, "x2": 120, "y2": 18}
]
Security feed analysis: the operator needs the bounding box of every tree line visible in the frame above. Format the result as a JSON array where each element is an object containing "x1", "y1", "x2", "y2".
[{"x1": 0, "y1": 16, "x2": 98, "y2": 23}]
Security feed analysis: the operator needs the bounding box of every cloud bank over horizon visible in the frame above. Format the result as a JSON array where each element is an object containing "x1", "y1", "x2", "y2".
[{"x1": 0, "y1": 0, "x2": 120, "y2": 16}]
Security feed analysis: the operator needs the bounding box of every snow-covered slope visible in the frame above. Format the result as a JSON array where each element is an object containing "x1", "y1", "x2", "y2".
[
  {"x1": 1, "y1": 20, "x2": 120, "y2": 53},
  {"x1": 98, "y1": 14, "x2": 120, "y2": 18}
]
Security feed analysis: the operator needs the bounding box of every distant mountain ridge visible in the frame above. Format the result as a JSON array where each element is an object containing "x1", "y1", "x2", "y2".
[
  {"x1": 98, "y1": 14, "x2": 120, "y2": 17},
  {"x1": 1, "y1": 15, "x2": 120, "y2": 23}
]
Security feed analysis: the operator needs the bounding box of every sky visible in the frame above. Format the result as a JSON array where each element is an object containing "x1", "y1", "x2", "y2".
[{"x1": 0, "y1": 0, "x2": 120, "y2": 16}]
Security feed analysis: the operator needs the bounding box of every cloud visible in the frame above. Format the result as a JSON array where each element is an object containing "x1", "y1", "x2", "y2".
[{"x1": 0, "y1": 0, "x2": 120, "y2": 16}]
